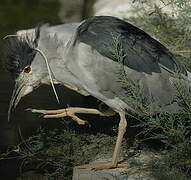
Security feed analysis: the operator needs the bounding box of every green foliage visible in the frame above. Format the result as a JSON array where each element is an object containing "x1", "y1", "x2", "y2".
[
  {"x1": 110, "y1": 33, "x2": 149, "y2": 115},
  {"x1": 0, "y1": 124, "x2": 117, "y2": 179},
  {"x1": 129, "y1": 0, "x2": 191, "y2": 70},
  {"x1": 134, "y1": 71, "x2": 191, "y2": 178},
  {"x1": 148, "y1": 139, "x2": 191, "y2": 180},
  {"x1": 137, "y1": 113, "x2": 191, "y2": 146},
  {"x1": 1, "y1": 1, "x2": 191, "y2": 179},
  {"x1": 148, "y1": 155, "x2": 190, "y2": 180},
  {"x1": 117, "y1": 1, "x2": 191, "y2": 178},
  {"x1": 109, "y1": 18, "x2": 191, "y2": 178},
  {"x1": 172, "y1": 71, "x2": 191, "y2": 111},
  {"x1": 125, "y1": 75, "x2": 191, "y2": 179}
]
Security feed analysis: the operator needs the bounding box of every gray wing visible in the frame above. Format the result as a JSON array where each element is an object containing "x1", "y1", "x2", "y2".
[{"x1": 75, "y1": 16, "x2": 186, "y2": 76}]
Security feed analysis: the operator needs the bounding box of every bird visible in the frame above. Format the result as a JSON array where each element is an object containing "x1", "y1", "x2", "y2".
[{"x1": 4, "y1": 16, "x2": 191, "y2": 170}]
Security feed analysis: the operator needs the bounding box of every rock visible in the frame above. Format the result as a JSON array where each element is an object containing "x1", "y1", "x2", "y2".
[
  {"x1": 73, "y1": 167, "x2": 128, "y2": 180},
  {"x1": 72, "y1": 151, "x2": 157, "y2": 180},
  {"x1": 73, "y1": 167, "x2": 154, "y2": 180}
]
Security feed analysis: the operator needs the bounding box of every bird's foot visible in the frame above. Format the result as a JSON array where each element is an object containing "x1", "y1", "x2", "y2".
[
  {"x1": 27, "y1": 107, "x2": 105, "y2": 125},
  {"x1": 27, "y1": 108, "x2": 86, "y2": 125},
  {"x1": 74, "y1": 162, "x2": 129, "y2": 170}
]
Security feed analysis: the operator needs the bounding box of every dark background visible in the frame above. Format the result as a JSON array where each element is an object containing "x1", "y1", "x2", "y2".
[
  {"x1": 0, "y1": 1, "x2": 97, "y2": 178},
  {"x1": 0, "y1": 0, "x2": 96, "y2": 150}
]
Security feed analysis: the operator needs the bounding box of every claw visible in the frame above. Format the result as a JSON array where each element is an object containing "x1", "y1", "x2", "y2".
[
  {"x1": 28, "y1": 108, "x2": 90, "y2": 125},
  {"x1": 28, "y1": 107, "x2": 115, "y2": 126}
]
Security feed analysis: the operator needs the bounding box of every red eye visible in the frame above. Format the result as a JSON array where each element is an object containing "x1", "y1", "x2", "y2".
[{"x1": 24, "y1": 66, "x2": 31, "y2": 73}]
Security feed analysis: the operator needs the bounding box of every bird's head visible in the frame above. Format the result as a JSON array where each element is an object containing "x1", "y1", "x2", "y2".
[{"x1": 3, "y1": 27, "x2": 55, "y2": 121}]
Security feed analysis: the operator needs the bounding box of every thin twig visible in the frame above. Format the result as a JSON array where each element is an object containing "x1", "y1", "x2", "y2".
[
  {"x1": 174, "y1": 50, "x2": 191, "y2": 54},
  {"x1": 34, "y1": 48, "x2": 60, "y2": 104}
]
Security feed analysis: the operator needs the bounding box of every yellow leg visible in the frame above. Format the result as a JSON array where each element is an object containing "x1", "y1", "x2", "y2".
[
  {"x1": 28, "y1": 107, "x2": 115, "y2": 125},
  {"x1": 74, "y1": 112, "x2": 128, "y2": 170},
  {"x1": 29, "y1": 107, "x2": 128, "y2": 170},
  {"x1": 111, "y1": 112, "x2": 127, "y2": 165}
]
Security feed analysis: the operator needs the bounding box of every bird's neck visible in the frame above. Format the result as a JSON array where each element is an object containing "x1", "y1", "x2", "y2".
[{"x1": 39, "y1": 22, "x2": 84, "y2": 89}]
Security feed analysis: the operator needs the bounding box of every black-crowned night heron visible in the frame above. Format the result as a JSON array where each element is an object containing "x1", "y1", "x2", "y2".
[{"x1": 4, "y1": 16, "x2": 191, "y2": 169}]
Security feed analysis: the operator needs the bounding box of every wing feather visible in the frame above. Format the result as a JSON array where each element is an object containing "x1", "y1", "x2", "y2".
[{"x1": 76, "y1": 16, "x2": 186, "y2": 75}]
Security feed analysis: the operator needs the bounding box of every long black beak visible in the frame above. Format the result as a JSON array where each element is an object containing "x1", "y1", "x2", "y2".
[{"x1": 8, "y1": 81, "x2": 26, "y2": 121}]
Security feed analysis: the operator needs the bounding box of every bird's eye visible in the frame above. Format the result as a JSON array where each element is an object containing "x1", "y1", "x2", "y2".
[{"x1": 24, "y1": 66, "x2": 31, "y2": 73}]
